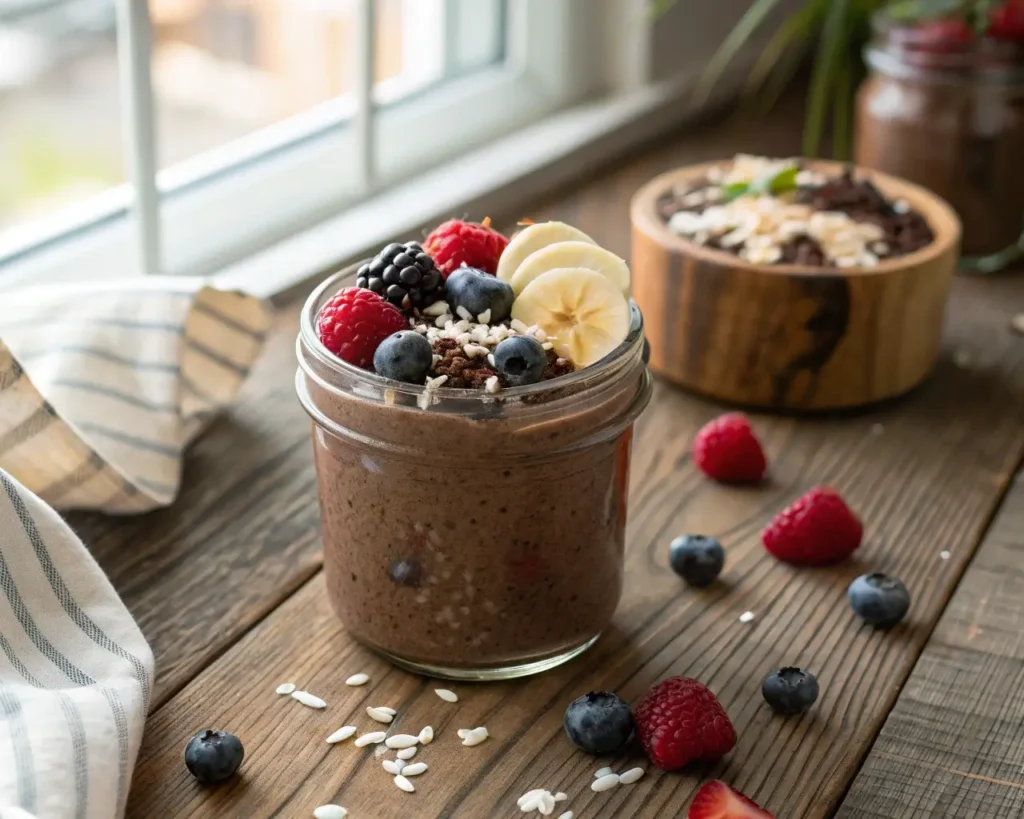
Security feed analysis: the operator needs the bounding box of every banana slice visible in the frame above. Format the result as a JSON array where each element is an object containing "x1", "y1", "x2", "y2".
[
  {"x1": 512, "y1": 268, "x2": 630, "y2": 368},
  {"x1": 510, "y1": 241, "x2": 630, "y2": 297},
  {"x1": 496, "y1": 222, "x2": 596, "y2": 282}
]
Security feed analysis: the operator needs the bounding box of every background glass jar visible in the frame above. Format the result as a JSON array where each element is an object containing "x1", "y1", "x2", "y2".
[
  {"x1": 854, "y1": 15, "x2": 1024, "y2": 270},
  {"x1": 296, "y1": 269, "x2": 652, "y2": 681}
]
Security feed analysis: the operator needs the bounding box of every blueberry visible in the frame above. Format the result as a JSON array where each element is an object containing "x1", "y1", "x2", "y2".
[
  {"x1": 373, "y1": 331, "x2": 433, "y2": 384},
  {"x1": 184, "y1": 729, "x2": 244, "y2": 784},
  {"x1": 389, "y1": 557, "x2": 421, "y2": 587},
  {"x1": 848, "y1": 573, "x2": 910, "y2": 627},
  {"x1": 493, "y1": 336, "x2": 547, "y2": 387},
  {"x1": 668, "y1": 534, "x2": 725, "y2": 587},
  {"x1": 445, "y1": 267, "x2": 515, "y2": 323},
  {"x1": 563, "y1": 691, "x2": 634, "y2": 755},
  {"x1": 761, "y1": 667, "x2": 819, "y2": 715}
]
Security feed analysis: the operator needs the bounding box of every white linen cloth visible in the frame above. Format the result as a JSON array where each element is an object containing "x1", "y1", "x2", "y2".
[
  {"x1": 0, "y1": 277, "x2": 271, "y2": 818},
  {"x1": 0, "y1": 468, "x2": 154, "y2": 819},
  {"x1": 0, "y1": 278, "x2": 272, "y2": 512}
]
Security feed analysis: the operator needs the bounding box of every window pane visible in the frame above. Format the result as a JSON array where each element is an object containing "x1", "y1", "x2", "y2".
[
  {"x1": 0, "y1": 3, "x2": 123, "y2": 234},
  {"x1": 152, "y1": 0, "x2": 357, "y2": 167}
]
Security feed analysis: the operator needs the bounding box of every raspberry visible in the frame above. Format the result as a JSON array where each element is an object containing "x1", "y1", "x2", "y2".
[
  {"x1": 316, "y1": 287, "x2": 409, "y2": 369},
  {"x1": 688, "y1": 780, "x2": 774, "y2": 819},
  {"x1": 761, "y1": 486, "x2": 863, "y2": 565},
  {"x1": 693, "y1": 413, "x2": 766, "y2": 483},
  {"x1": 989, "y1": 1, "x2": 1024, "y2": 40},
  {"x1": 633, "y1": 676, "x2": 736, "y2": 771},
  {"x1": 423, "y1": 218, "x2": 509, "y2": 278}
]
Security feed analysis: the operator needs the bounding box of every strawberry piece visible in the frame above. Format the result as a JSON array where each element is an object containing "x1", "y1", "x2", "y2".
[
  {"x1": 316, "y1": 287, "x2": 409, "y2": 369},
  {"x1": 688, "y1": 780, "x2": 774, "y2": 819},
  {"x1": 761, "y1": 486, "x2": 863, "y2": 565},
  {"x1": 693, "y1": 413, "x2": 767, "y2": 483},
  {"x1": 633, "y1": 676, "x2": 736, "y2": 771},
  {"x1": 989, "y1": 1, "x2": 1024, "y2": 40},
  {"x1": 423, "y1": 217, "x2": 509, "y2": 278},
  {"x1": 913, "y1": 17, "x2": 975, "y2": 50}
]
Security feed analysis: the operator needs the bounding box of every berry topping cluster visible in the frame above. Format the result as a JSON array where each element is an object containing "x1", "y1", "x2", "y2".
[{"x1": 315, "y1": 217, "x2": 635, "y2": 400}]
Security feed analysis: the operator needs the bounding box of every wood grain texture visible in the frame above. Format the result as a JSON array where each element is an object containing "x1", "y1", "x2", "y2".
[
  {"x1": 66, "y1": 298, "x2": 324, "y2": 707},
  {"x1": 70, "y1": 90, "x2": 816, "y2": 710},
  {"x1": 126, "y1": 270, "x2": 1024, "y2": 818},
  {"x1": 631, "y1": 161, "x2": 962, "y2": 411},
  {"x1": 838, "y1": 464, "x2": 1024, "y2": 819}
]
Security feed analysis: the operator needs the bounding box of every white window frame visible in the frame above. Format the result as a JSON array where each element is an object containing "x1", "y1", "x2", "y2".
[{"x1": 0, "y1": 0, "x2": 602, "y2": 287}]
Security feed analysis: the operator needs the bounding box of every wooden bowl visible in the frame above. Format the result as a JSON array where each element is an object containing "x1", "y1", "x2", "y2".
[{"x1": 630, "y1": 160, "x2": 962, "y2": 411}]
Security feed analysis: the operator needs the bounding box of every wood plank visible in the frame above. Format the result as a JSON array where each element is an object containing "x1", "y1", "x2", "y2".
[
  {"x1": 74, "y1": 92, "x2": 813, "y2": 709},
  {"x1": 126, "y1": 272, "x2": 1024, "y2": 817},
  {"x1": 837, "y1": 464, "x2": 1024, "y2": 818}
]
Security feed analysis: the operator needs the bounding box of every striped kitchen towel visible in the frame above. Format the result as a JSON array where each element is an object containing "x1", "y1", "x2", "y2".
[
  {"x1": 0, "y1": 278, "x2": 271, "y2": 513},
  {"x1": 0, "y1": 467, "x2": 154, "y2": 819}
]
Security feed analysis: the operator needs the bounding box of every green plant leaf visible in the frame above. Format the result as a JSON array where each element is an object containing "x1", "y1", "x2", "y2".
[
  {"x1": 722, "y1": 182, "x2": 751, "y2": 201},
  {"x1": 741, "y1": 0, "x2": 827, "y2": 115},
  {"x1": 695, "y1": 0, "x2": 783, "y2": 105},
  {"x1": 803, "y1": 0, "x2": 852, "y2": 157},
  {"x1": 832, "y1": 60, "x2": 853, "y2": 160},
  {"x1": 645, "y1": 0, "x2": 679, "y2": 20},
  {"x1": 768, "y1": 165, "x2": 800, "y2": 193}
]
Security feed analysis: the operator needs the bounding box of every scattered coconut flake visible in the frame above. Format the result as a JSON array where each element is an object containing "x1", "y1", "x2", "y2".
[
  {"x1": 954, "y1": 349, "x2": 973, "y2": 369},
  {"x1": 402, "y1": 762, "x2": 428, "y2": 777},
  {"x1": 739, "y1": 611, "x2": 756, "y2": 623},
  {"x1": 367, "y1": 707, "x2": 394, "y2": 723},
  {"x1": 477, "y1": 309, "x2": 492, "y2": 324},
  {"x1": 542, "y1": 342, "x2": 554, "y2": 351},
  {"x1": 518, "y1": 789, "x2": 546, "y2": 807},
  {"x1": 326, "y1": 726, "x2": 357, "y2": 744},
  {"x1": 485, "y1": 376, "x2": 501, "y2": 395},
  {"x1": 592, "y1": 773, "x2": 620, "y2": 792},
  {"x1": 537, "y1": 793, "x2": 556, "y2": 815},
  {"x1": 398, "y1": 746, "x2": 418, "y2": 760},
  {"x1": 487, "y1": 353, "x2": 496, "y2": 366},
  {"x1": 1012, "y1": 313, "x2": 1024, "y2": 336},
  {"x1": 354, "y1": 731, "x2": 387, "y2": 747},
  {"x1": 618, "y1": 767, "x2": 645, "y2": 784},
  {"x1": 314, "y1": 806, "x2": 348, "y2": 819},
  {"x1": 385, "y1": 734, "x2": 420, "y2": 749},
  {"x1": 423, "y1": 300, "x2": 449, "y2": 317},
  {"x1": 434, "y1": 313, "x2": 450, "y2": 328},
  {"x1": 291, "y1": 690, "x2": 326, "y2": 709},
  {"x1": 557, "y1": 812, "x2": 574, "y2": 819},
  {"x1": 456, "y1": 306, "x2": 473, "y2": 321},
  {"x1": 435, "y1": 688, "x2": 459, "y2": 703},
  {"x1": 510, "y1": 318, "x2": 529, "y2": 334},
  {"x1": 464, "y1": 343, "x2": 490, "y2": 358},
  {"x1": 940, "y1": 550, "x2": 951, "y2": 560},
  {"x1": 382, "y1": 759, "x2": 405, "y2": 775},
  {"x1": 457, "y1": 728, "x2": 471, "y2": 739},
  {"x1": 553, "y1": 793, "x2": 568, "y2": 802},
  {"x1": 461, "y1": 726, "x2": 489, "y2": 746},
  {"x1": 418, "y1": 726, "x2": 434, "y2": 745},
  {"x1": 345, "y1": 672, "x2": 370, "y2": 686},
  {"x1": 394, "y1": 774, "x2": 416, "y2": 793},
  {"x1": 533, "y1": 327, "x2": 547, "y2": 343},
  {"x1": 377, "y1": 706, "x2": 397, "y2": 716},
  {"x1": 275, "y1": 683, "x2": 296, "y2": 695},
  {"x1": 594, "y1": 767, "x2": 613, "y2": 778},
  {"x1": 893, "y1": 199, "x2": 910, "y2": 214}
]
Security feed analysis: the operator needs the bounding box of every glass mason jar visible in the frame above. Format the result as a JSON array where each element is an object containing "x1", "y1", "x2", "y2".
[
  {"x1": 854, "y1": 15, "x2": 1024, "y2": 268},
  {"x1": 296, "y1": 269, "x2": 652, "y2": 680}
]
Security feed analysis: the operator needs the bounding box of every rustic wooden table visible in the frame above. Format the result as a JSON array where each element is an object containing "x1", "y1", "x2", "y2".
[{"x1": 76, "y1": 97, "x2": 1024, "y2": 818}]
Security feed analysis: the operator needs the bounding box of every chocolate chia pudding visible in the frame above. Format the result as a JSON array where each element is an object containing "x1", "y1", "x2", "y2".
[{"x1": 297, "y1": 263, "x2": 650, "y2": 679}]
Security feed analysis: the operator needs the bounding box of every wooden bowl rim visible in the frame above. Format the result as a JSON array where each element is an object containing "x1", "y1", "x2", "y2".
[{"x1": 630, "y1": 158, "x2": 962, "y2": 277}]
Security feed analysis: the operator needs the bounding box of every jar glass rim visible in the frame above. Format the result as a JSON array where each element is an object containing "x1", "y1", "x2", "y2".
[{"x1": 297, "y1": 266, "x2": 646, "y2": 402}]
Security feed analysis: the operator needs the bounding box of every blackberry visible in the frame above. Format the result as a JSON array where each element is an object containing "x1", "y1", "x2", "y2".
[{"x1": 357, "y1": 241, "x2": 444, "y2": 311}]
